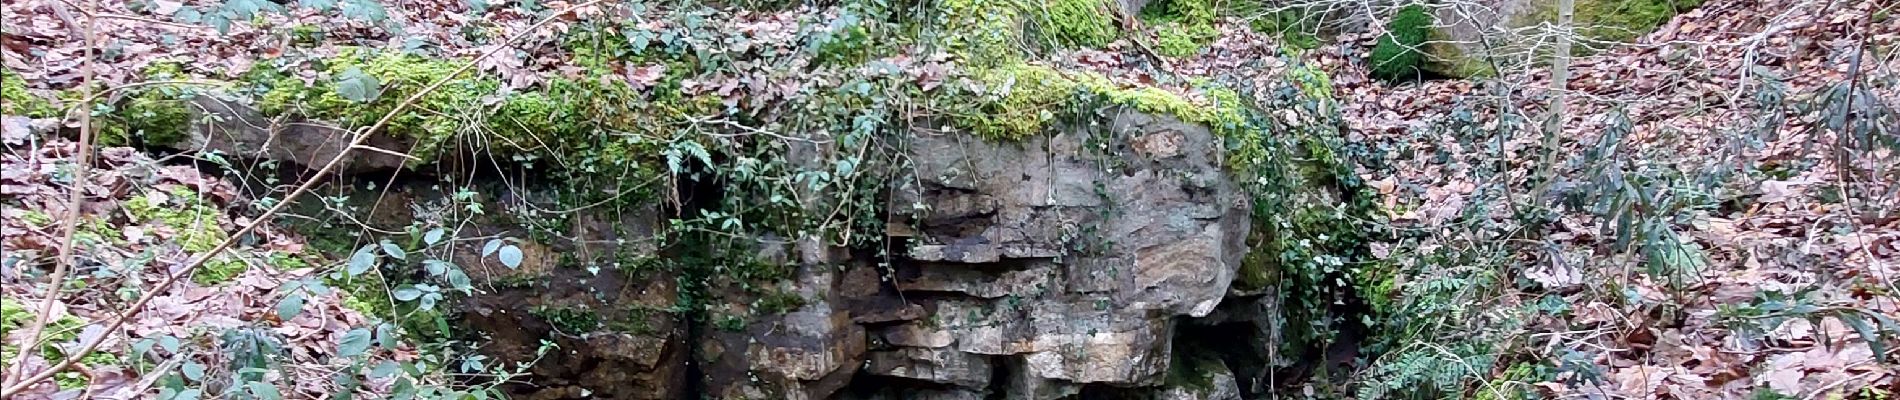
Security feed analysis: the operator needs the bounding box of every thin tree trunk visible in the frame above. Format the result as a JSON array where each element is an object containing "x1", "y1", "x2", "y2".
[{"x1": 1536, "y1": 0, "x2": 1575, "y2": 201}]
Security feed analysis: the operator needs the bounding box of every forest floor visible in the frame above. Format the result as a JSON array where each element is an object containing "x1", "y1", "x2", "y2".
[
  {"x1": 2, "y1": 0, "x2": 1897, "y2": 398},
  {"x1": 1268, "y1": 0, "x2": 1900, "y2": 397}
]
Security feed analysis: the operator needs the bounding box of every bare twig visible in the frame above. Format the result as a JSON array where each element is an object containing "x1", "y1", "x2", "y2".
[
  {"x1": 0, "y1": 1, "x2": 606, "y2": 395},
  {"x1": 1, "y1": 0, "x2": 98, "y2": 389}
]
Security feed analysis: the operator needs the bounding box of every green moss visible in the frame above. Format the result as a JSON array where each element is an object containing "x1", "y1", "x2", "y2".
[
  {"x1": 1, "y1": 299, "x2": 117, "y2": 390},
  {"x1": 606, "y1": 306, "x2": 663, "y2": 335},
  {"x1": 957, "y1": 64, "x2": 1096, "y2": 140},
  {"x1": 1153, "y1": 23, "x2": 1217, "y2": 57},
  {"x1": 1572, "y1": 0, "x2": 1702, "y2": 42},
  {"x1": 489, "y1": 274, "x2": 542, "y2": 288},
  {"x1": 126, "y1": 187, "x2": 245, "y2": 285},
  {"x1": 90, "y1": 63, "x2": 199, "y2": 147},
  {"x1": 66, "y1": 217, "x2": 119, "y2": 249},
  {"x1": 1035, "y1": 0, "x2": 1119, "y2": 48},
  {"x1": 1510, "y1": 0, "x2": 1702, "y2": 51},
  {"x1": 949, "y1": 63, "x2": 1248, "y2": 141},
  {"x1": 813, "y1": 18, "x2": 873, "y2": 66},
  {"x1": 713, "y1": 313, "x2": 747, "y2": 332},
  {"x1": 266, "y1": 251, "x2": 312, "y2": 270},
  {"x1": 933, "y1": 0, "x2": 1120, "y2": 66},
  {"x1": 289, "y1": 24, "x2": 324, "y2": 46},
  {"x1": 1232, "y1": 227, "x2": 1276, "y2": 292},
  {"x1": 257, "y1": 49, "x2": 492, "y2": 162},
  {"x1": 1, "y1": 68, "x2": 59, "y2": 118},
  {"x1": 114, "y1": 89, "x2": 194, "y2": 147},
  {"x1": 754, "y1": 291, "x2": 806, "y2": 314},
  {"x1": 1356, "y1": 260, "x2": 1400, "y2": 315},
  {"x1": 938, "y1": 0, "x2": 1031, "y2": 66},
  {"x1": 1141, "y1": 0, "x2": 1217, "y2": 57},
  {"x1": 126, "y1": 187, "x2": 226, "y2": 253},
  {"x1": 530, "y1": 306, "x2": 601, "y2": 333},
  {"x1": 17, "y1": 210, "x2": 54, "y2": 226},
  {"x1": 331, "y1": 271, "x2": 394, "y2": 317},
  {"x1": 1, "y1": 300, "x2": 31, "y2": 334},
  {"x1": 250, "y1": 47, "x2": 669, "y2": 175},
  {"x1": 1370, "y1": 4, "x2": 1431, "y2": 80}
]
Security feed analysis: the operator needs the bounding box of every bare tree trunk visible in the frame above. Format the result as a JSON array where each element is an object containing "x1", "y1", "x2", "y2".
[{"x1": 1536, "y1": 0, "x2": 1575, "y2": 201}]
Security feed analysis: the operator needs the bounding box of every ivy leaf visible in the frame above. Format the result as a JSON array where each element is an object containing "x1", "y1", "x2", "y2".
[
  {"x1": 497, "y1": 245, "x2": 523, "y2": 269},
  {"x1": 338, "y1": 328, "x2": 372, "y2": 357},
  {"x1": 481, "y1": 239, "x2": 502, "y2": 257},
  {"x1": 276, "y1": 293, "x2": 306, "y2": 320},
  {"x1": 444, "y1": 268, "x2": 472, "y2": 292},
  {"x1": 628, "y1": 31, "x2": 651, "y2": 54},
  {"x1": 1840, "y1": 313, "x2": 1889, "y2": 362},
  {"x1": 304, "y1": 280, "x2": 332, "y2": 295},
  {"x1": 393, "y1": 285, "x2": 422, "y2": 301},
  {"x1": 247, "y1": 382, "x2": 283, "y2": 400},
  {"x1": 300, "y1": 0, "x2": 337, "y2": 11},
  {"x1": 419, "y1": 293, "x2": 439, "y2": 311},
  {"x1": 376, "y1": 322, "x2": 399, "y2": 349},
  {"x1": 347, "y1": 245, "x2": 378, "y2": 276},
  {"x1": 181, "y1": 361, "x2": 206, "y2": 381},
  {"x1": 370, "y1": 361, "x2": 402, "y2": 379},
  {"x1": 132, "y1": 338, "x2": 155, "y2": 359},
  {"x1": 335, "y1": 66, "x2": 381, "y2": 103},
  {"x1": 206, "y1": 13, "x2": 232, "y2": 34},
  {"x1": 222, "y1": 0, "x2": 262, "y2": 19},
  {"x1": 379, "y1": 240, "x2": 407, "y2": 261},
  {"x1": 340, "y1": 0, "x2": 388, "y2": 22},
  {"x1": 423, "y1": 228, "x2": 446, "y2": 246},
  {"x1": 391, "y1": 377, "x2": 418, "y2": 399},
  {"x1": 172, "y1": 6, "x2": 203, "y2": 23},
  {"x1": 834, "y1": 158, "x2": 855, "y2": 176},
  {"x1": 424, "y1": 259, "x2": 450, "y2": 276}
]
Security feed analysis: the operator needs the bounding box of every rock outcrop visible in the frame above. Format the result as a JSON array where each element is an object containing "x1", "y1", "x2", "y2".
[
  {"x1": 204, "y1": 97, "x2": 1268, "y2": 399},
  {"x1": 855, "y1": 109, "x2": 1251, "y2": 397}
]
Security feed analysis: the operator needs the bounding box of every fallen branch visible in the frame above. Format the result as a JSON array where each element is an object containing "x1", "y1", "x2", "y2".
[
  {"x1": 0, "y1": 1, "x2": 605, "y2": 395},
  {"x1": 1, "y1": 0, "x2": 99, "y2": 388}
]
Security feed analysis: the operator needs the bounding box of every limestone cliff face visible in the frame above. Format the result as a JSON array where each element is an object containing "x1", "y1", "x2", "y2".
[
  {"x1": 663, "y1": 109, "x2": 1256, "y2": 400},
  {"x1": 858, "y1": 110, "x2": 1251, "y2": 397},
  {"x1": 183, "y1": 99, "x2": 1267, "y2": 399}
]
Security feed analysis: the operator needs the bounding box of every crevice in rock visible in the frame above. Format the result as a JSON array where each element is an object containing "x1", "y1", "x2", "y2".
[
  {"x1": 666, "y1": 155, "x2": 727, "y2": 400},
  {"x1": 1176, "y1": 316, "x2": 1269, "y2": 398}
]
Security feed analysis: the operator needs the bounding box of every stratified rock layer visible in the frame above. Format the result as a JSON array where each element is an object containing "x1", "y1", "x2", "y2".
[{"x1": 239, "y1": 101, "x2": 1261, "y2": 399}]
